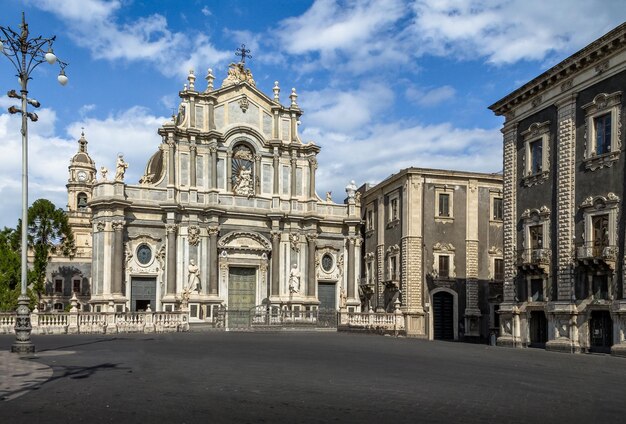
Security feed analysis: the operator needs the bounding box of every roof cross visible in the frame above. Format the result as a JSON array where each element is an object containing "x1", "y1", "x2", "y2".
[{"x1": 235, "y1": 44, "x2": 252, "y2": 64}]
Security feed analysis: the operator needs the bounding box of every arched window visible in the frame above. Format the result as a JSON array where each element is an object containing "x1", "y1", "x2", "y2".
[
  {"x1": 232, "y1": 144, "x2": 255, "y2": 196},
  {"x1": 77, "y1": 192, "x2": 88, "y2": 210}
]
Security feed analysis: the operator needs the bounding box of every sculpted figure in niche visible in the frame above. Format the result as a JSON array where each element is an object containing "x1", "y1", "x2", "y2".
[
  {"x1": 115, "y1": 154, "x2": 128, "y2": 181},
  {"x1": 185, "y1": 259, "x2": 201, "y2": 293},
  {"x1": 289, "y1": 264, "x2": 301, "y2": 294},
  {"x1": 232, "y1": 145, "x2": 255, "y2": 197},
  {"x1": 233, "y1": 167, "x2": 253, "y2": 196}
]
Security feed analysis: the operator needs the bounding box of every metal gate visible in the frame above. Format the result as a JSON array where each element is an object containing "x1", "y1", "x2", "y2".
[
  {"x1": 589, "y1": 310, "x2": 613, "y2": 352},
  {"x1": 318, "y1": 283, "x2": 336, "y2": 310},
  {"x1": 130, "y1": 277, "x2": 156, "y2": 312},
  {"x1": 227, "y1": 267, "x2": 256, "y2": 329},
  {"x1": 433, "y1": 292, "x2": 454, "y2": 340},
  {"x1": 220, "y1": 305, "x2": 337, "y2": 330}
]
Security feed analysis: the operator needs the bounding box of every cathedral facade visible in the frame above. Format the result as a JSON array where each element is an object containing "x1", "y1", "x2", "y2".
[{"x1": 49, "y1": 61, "x2": 361, "y2": 320}]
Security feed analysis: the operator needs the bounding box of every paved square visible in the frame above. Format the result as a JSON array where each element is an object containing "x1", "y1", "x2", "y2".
[{"x1": 1, "y1": 332, "x2": 625, "y2": 423}]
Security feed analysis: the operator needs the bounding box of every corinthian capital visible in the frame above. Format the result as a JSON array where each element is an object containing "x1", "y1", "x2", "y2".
[
  {"x1": 166, "y1": 224, "x2": 178, "y2": 234},
  {"x1": 270, "y1": 230, "x2": 281, "y2": 242},
  {"x1": 112, "y1": 220, "x2": 125, "y2": 231},
  {"x1": 208, "y1": 225, "x2": 220, "y2": 236}
]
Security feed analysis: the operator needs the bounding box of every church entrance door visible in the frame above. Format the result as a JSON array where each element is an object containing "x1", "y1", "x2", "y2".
[
  {"x1": 318, "y1": 283, "x2": 336, "y2": 311},
  {"x1": 130, "y1": 277, "x2": 156, "y2": 312},
  {"x1": 227, "y1": 267, "x2": 257, "y2": 328}
]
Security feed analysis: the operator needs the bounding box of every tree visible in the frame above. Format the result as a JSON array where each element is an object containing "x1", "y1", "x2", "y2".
[
  {"x1": 16, "y1": 199, "x2": 75, "y2": 303},
  {"x1": 0, "y1": 227, "x2": 36, "y2": 311}
]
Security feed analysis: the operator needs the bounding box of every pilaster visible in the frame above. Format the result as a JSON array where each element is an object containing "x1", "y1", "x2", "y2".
[
  {"x1": 545, "y1": 95, "x2": 578, "y2": 353},
  {"x1": 555, "y1": 95, "x2": 577, "y2": 301},
  {"x1": 166, "y1": 224, "x2": 178, "y2": 295},
  {"x1": 306, "y1": 233, "x2": 317, "y2": 297},
  {"x1": 208, "y1": 226, "x2": 219, "y2": 295},
  {"x1": 498, "y1": 119, "x2": 520, "y2": 347}
]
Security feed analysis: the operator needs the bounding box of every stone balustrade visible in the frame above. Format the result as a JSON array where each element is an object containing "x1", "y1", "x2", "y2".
[
  {"x1": 0, "y1": 310, "x2": 189, "y2": 335},
  {"x1": 338, "y1": 309, "x2": 405, "y2": 335}
]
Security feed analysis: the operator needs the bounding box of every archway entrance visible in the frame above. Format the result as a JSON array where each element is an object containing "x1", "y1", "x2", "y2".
[
  {"x1": 589, "y1": 310, "x2": 613, "y2": 353},
  {"x1": 433, "y1": 291, "x2": 454, "y2": 340}
]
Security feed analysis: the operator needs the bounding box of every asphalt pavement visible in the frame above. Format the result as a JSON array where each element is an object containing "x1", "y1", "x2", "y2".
[{"x1": 1, "y1": 332, "x2": 625, "y2": 423}]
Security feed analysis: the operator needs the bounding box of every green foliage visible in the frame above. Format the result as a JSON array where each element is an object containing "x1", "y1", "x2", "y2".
[
  {"x1": 0, "y1": 227, "x2": 21, "y2": 311},
  {"x1": 14, "y1": 199, "x2": 75, "y2": 302}
]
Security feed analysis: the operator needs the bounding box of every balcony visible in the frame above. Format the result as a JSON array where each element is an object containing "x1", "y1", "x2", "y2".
[
  {"x1": 576, "y1": 243, "x2": 617, "y2": 269},
  {"x1": 517, "y1": 248, "x2": 550, "y2": 272}
]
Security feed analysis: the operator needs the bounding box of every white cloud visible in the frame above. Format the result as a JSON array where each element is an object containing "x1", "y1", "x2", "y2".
[
  {"x1": 0, "y1": 105, "x2": 167, "y2": 228},
  {"x1": 408, "y1": 0, "x2": 625, "y2": 64},
  {"x1": 308, "y1": 121, "x2": 502, "y2": 197},
  {"x1": 276, "y1": 0, "x2": 406, "y2": 73},
  {"x1": 78, "y1": 104, "x2": 96, "y2": 117},
  {"x1": 32, "y1": 0, "x2": 231, "y2": 78},
  {"x1": 406, "y1": 85, "x2": 456, "y2": 107},
  {"x1": 274, "y1": 0, "x2": 625, "y2": 74},
  {"x1": 300, "y1": 82, "x2": 394, "y2": 133},
  {"x1": 201, "y1": 6, "x2": 212, "y2": 17}
]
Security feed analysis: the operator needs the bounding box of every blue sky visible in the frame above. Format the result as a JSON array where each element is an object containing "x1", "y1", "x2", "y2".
[{"x1": 0, "y1": 0, "x2": 624, "y2": 229}]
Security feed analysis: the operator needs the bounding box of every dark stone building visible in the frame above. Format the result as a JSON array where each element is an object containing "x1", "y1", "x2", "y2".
[
  {"x1": 490, "y1": 23, "x2": 626, "y2": 356},
  {"x1": 359, "y1": 168, "x2": 503, "y2": 341}
]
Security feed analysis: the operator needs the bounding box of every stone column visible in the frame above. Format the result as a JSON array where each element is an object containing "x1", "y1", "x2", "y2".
[
  {"x1": 226, "y1": 149, "x2": 233, "y2": 192},
  {"x1": 271, "y1": 231, "x2": 281, "y2": 296},
  {"x1": 166, "y1": 224, "x2": 178, "y2": 295},
  {"x1": 290, "y1": 153, "x2": 297, "y2": 197},
  {"x1": 273, "y1": 149, "x2": 280, "y2": 195},
  {"x1": 347, "y1": 237, "x2": 356, "y2": 299},
  {"x1": 308, "y1": 157, "x2": 317, "y2": 199},
  {"x1": 111, "y1": 220, "x2": 125, "y2": 294},
  {"x1": 306, "y1": 233, "x2": 317, "y2": 297},
  {"x1": 210, "y1": 145, "x2": 217, "y2": 190},
  {"x1": 167, "y1": 140, "x2": 176, "y2": 186},
  {"x1": 208, "y1": 226, "x2": 219, "y2": 295},
  {"x1": 254, "y1": 154, "x2": 262, "y2": 195},
  {"x1": 189, "y1": 143, "x2": 197, "y2": 187},
  {"x1": 497, "y1": 119, "x2": 519, "y2": 347}
]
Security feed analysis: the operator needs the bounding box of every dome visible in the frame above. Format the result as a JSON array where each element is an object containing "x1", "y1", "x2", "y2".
[{"x1": 139, "y1": 149, "x2": 164, "y2": 184}]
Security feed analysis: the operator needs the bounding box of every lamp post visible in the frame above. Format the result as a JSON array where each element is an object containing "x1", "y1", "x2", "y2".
[{"x1": 1, "y1": 12, "x2": 68, "y2": 354}]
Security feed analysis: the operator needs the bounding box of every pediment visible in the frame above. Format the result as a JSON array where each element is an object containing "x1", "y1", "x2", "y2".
[{"x1": 218, "y1": 231, "x2": 271, "y2": 251}]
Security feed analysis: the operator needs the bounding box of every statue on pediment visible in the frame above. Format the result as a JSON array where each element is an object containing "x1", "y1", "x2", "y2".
[{"x1": 222, "y1": 62, "x2": 256, "y2": 88}]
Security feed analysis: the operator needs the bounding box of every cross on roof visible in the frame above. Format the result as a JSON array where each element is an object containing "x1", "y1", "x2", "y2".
[{"x1": 235, "y1": 44, "x2": 252, "y2": 64}]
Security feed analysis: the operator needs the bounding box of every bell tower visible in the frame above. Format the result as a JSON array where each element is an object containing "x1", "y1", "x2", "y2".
[{"x1": 66, "y1": 131, "x2": 96, "y2": 258}]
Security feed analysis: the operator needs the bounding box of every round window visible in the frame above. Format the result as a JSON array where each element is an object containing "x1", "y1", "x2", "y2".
[
  {"x1": 136, "y1": 244, "x2": 152, "y2": 265},
  {"x1": 321, "y1": 254, "x2": 334, "y2": 272}
]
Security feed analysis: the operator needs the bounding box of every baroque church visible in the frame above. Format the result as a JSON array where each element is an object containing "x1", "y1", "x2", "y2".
[{"x1": 46, "y1": 58, "x2": 362, "y2": 321}]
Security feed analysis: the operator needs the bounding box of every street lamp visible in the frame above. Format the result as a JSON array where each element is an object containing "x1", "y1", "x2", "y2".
[{"x1": 1, "y1": 12, "x2": 68, "y2": 354}]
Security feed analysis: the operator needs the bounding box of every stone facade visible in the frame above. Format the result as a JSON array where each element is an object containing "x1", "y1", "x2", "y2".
[
  {"x1": 46, "y1": 62, "x2": 361, "y2": 320},
  {"x1": 490, "y1": 22, "x2": 626, "y2": 356},
  {"x1": 359, "y1": 168, "x2": 503, "y2": 341}
]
